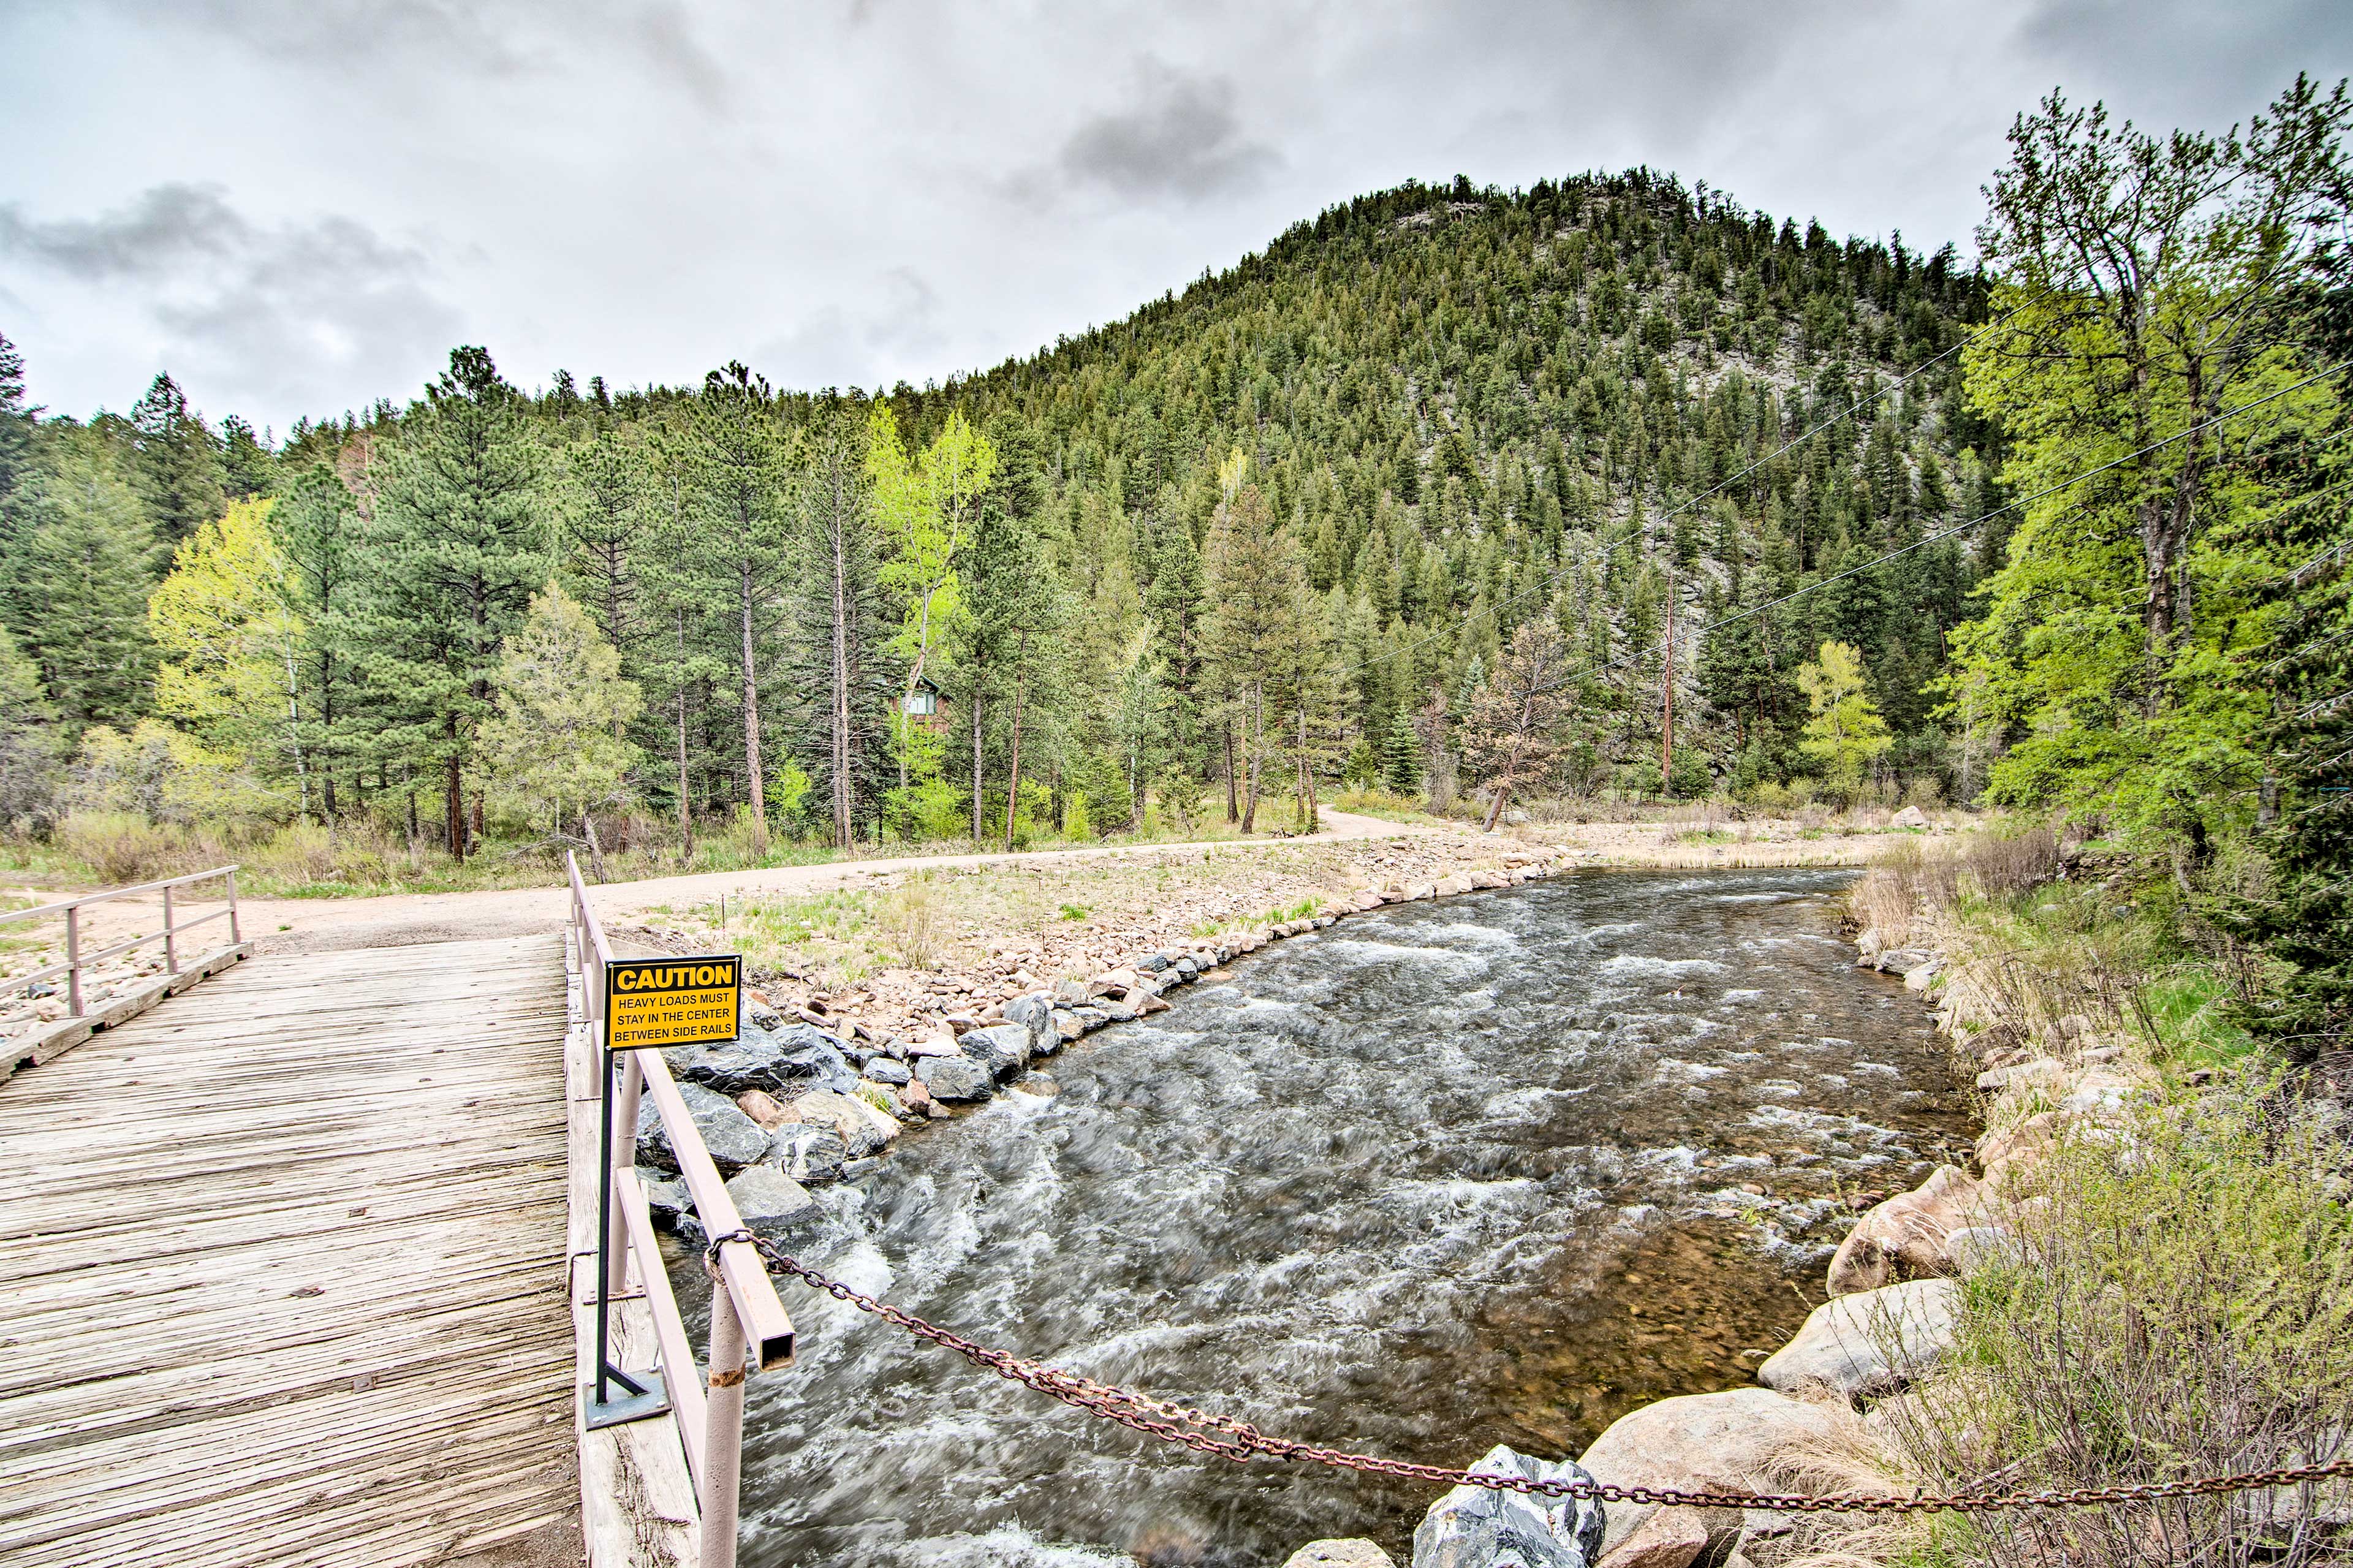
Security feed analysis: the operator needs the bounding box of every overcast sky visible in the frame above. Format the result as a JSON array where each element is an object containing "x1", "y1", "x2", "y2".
[{"x1": 3, "y1": 0, "x2": 2349, "y2": 434}]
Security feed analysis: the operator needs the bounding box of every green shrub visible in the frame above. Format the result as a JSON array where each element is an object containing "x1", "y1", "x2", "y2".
[{"x1": 1886, "y1": 1088, "x2": 2353, "y2": 1568}]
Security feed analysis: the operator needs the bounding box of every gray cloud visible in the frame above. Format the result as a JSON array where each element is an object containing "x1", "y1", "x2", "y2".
[
  {"x1": 0, "y1": 183, "x2": 460, "y2": 419},
  {"x1": 4, "y1": 0, "x2": 2351, "y2": 428},
  {"x1": 1045, "y1": 58, "x2": 1281, "y2": 203}
]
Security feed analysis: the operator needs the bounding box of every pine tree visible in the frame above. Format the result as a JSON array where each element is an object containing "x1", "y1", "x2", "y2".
[
  {"x1": 1, "y1": 430, "x2": 160, "y2": 730},
  {"x1": 687, "y1": 363, "x2": 797, "y2": 855},
  {"x1": 0, "y1": 624, "x2": 61, "y2": 824},
  {"x1": 0, "y1": 330, "x2": 33, "y2": 543},
  {"x1": 480, "y1": 584, "x2": 642, "y2": 832},
  {"x1": 128, "y1": 372, "x2": 226, "y2": 543},
  {"x1": 357, "y1": 347, "x2": 547, "y2": 858}
]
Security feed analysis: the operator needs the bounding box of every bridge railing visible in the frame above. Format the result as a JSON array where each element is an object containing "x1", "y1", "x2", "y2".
[
  {"x1": 567, "y1": 852, "x2": 792, "y2": 1568},
  {"x1": 1, "y1": 864, "x2": 242, "y2": 1016}
]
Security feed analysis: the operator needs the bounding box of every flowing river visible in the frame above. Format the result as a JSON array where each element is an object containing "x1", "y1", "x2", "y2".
[{"x1": 691, "y1": 866, "x2": 1969, "y2": 1567}]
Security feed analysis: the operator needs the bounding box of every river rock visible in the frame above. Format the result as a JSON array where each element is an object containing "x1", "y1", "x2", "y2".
[
  {"x1": 1051, "y1": 1008, "x2": 1084, "y2": 1042},
  {"x1": 724, "y1": 1164, "x2": 819, "y2": 1233},
  {"x1": 1869, "y1": 949, "x2": 1934, "y2": 975},
  {"x1": 862, "y1": 1056, "x2": 912, "y2": 1087},
  {"x1": 1412, "y1": 1444, "x2": 1605, "y2": 1568},
  {"x1": 1284, "y1": 1542, "x2": 1394, "y2": 1568},
  {"x1": 1891, "y1": 805, "x2": 1928, "y2": 829},
  {"x1": 784, "y1": 1088, "x2": 898, "y2": 1157},
  {"x1": 640, "y1": 1173, "x2": 692, "y2": 1233},
  {"x1": 917, "y1": 1053, "x2": 993, "y2": 1102},
  {"x1": 1976, "y1": 1111, "x2": 2058, "y2": 1191},
  {"x1": 1758, "y1": 1279, "x2": 1960, "y2": 1403},
  {"x1": 1596, "y1": 1505, "x2": 1710, "y2": 1568},
  {"x1": 1578, "y1": 1387, "x2": 1845, "y2": 1559},
  {"x1": 665, "y1": 1021, "x2": 854, "y2": 1095},
  {"x1": 1471, "y1": 869, "x2": 1509, "y2": 890},
  {"x1": 637, "y1": 1081, "x2": 771, "y2": 1174},
  {"x1": 958, "y1": 1023, "x2": 1031, "y2": 1080},
  {"x1": 768, "y1": 1123, "x2": 848, "y2": 1184},
  {"x1": 1004, "y1": 993, "x2": 1058, "y2": 1056},
  {"x1": 1827, "y1": 1165, "x2": 1996, "y2": 1297},
  {"x1": 1434, "y1": 873, "x2": 1474, "y2": 896}
]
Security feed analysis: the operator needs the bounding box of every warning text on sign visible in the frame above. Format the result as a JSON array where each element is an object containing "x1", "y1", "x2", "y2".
[{"x1": 602, "y1": 955, "x2": 741, "y2": 1053}]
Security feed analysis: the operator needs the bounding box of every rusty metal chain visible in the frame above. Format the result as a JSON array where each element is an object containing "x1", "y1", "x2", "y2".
[{"x1": 718, "y1": 1233, "x2": 2353, "y2": 1515}]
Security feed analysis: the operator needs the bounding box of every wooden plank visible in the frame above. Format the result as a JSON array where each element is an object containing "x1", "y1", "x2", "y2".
[{"x1": 0, "y1": 933, "x2": 582, "y2": 1567}]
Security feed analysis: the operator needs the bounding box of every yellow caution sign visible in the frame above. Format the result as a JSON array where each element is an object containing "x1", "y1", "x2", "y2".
[{"x1": 603, "y1": 955, "x2": 741, "y2": 1052}]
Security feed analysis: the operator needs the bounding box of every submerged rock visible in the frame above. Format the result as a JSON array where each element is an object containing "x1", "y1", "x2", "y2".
[
  {"x1": 1759, "y1": 1278, "x2": 1959, "y2": 1403},
  {"x1": 1411, "y1": 1444, "x2": 1604, "y2": 1568}
]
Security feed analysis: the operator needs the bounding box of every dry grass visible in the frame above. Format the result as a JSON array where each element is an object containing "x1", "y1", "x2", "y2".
[{"x1": 1757, "y1": 1398, "x2": 1931, "y2": 1568}]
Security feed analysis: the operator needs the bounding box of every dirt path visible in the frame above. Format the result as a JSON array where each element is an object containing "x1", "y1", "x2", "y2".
[{"x1": 202, "y1": 806, "x2": 1434, "y2": 956}]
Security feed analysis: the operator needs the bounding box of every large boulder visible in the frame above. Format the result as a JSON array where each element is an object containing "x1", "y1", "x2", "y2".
[
  {"x1": 1411, "y1": 1444, "x2": 1604, "y2": 1568},
  {"x1": 1003, "y1": 993, "x2": 1058, "y2": 1057},
  {"x1": 636, "y1": 1081, "x2": 771, "y2": 1174},
  {"x1": 664, "y1": 1021, "x2": 855, "y2": 1095},
  {"x1": 1976, "y1": 1111, "x2": 2059, "y2": 1192},
  {"x1": 1577, "y1": 1388, "x2": 1845, "y2": 1560},
  {"x1": 958, "y1": 1023, "x2": 1031, "y2": 1080},
  {"x1": 1758, "y1": 1279, "x2": 1960, "y2": 1403},
  {"x1": 916, "y1": 1053, "x2": 993, "y2": 1102},
  {"x1": 1891, "y1": 805, "x2": 1928, "y2": 830},
  {"x1": 1826, "y1": 1165, "x2": 1996, "y2": 1297},
  {"x1": 723, "y1": 1164, "x2": 819, "y2": 1233},
  {"x1": 785, "y1": 1088, "x2": 899, "y2": 1157},
  {"x1": 1284, "y1": 1542, "x2": 1394, "y2": 1568}
]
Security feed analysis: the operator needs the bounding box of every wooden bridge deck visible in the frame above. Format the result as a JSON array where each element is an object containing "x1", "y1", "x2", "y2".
[{"x1": 0, "y1": 934, "x2": 580, "y2": 1568}]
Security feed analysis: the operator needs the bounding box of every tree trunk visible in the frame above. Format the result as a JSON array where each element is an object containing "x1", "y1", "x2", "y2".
[
  {"x1": 740, "y1": 562, "x2": 768, "y2": 856},
  {"x1": 971, "y1": 684, "x2": 986, "y2": 846},
  {"x1": 830, "y1": 501, "x2": 853, "y2": 849},
  {"x1": 1240, "y1": 686, "x2": 1262, "y2": 833},
  {"x1": 2140, "y1": 355, "x2": 2205, "y2": 696},
  {"x1": 1222, "y1": 719, "x2": 1238, "y2": 822},
  {"x1": 1485, "y1": 725, "x2": 1525, "y2": 833},
  {"x1": 675, "y1": 608, "x2": 694, "y2": 854},
  {"x1": 444, "y1": 737, "x2": 464, "y2": 862},
  {"x1": 1002, "y1": 638, "x2": 1028, "y2": 853}
]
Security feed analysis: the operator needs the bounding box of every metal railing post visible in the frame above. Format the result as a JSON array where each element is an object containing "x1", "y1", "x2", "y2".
[
  {"x1": 162, "y1": 884, "x2": 178, "y2": 974},
  {"x1": 699, "y1": 1274, "x2": 748, "y2": 1568},
  {"x1": 64, "y1": 904, "x2": 82, "y2": 1017},
  {"x1": 605, "y1": 1053, "x2": 644, "y2": 1295},
  {"x1": 225, "y1": 870, "x2": 241, "y2": 945}
]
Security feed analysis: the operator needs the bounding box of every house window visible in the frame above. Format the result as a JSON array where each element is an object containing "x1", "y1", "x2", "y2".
[{"x1": 903, "y1": 688, "x2": 937, "y2": 716}]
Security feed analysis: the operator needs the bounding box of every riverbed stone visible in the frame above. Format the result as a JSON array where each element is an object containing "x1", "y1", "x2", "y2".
[
  {"x1": 1758, "y1": 1279, "x2": 1959, "y2": 1403},
  {"x1": 724, "y1": 1164, "x2": 819, "y2": 1233},
  {"x1": 1578, "y1": 1388, "x2": 1845, "y2": 1559},
  {"x1": 1412, "y1": 1444, "x2": 1604, "y2": 1568},
  {"x1": 862, "y1": 1056, "x2": 912, "y2": 1087},
  {"x1": 1284, "y1": 1541, "x2": 1394, "y2": 1568},
  {"x1": 916, "y1": 1053, "x2": 993, "y2": 1101},
  {"x1": 637, "y1": 1081, "x2": 771, "y2": 1174}
]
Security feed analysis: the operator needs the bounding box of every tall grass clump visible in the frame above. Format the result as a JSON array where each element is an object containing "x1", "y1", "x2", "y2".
[{"x1": 1881, "y1": 1088, "x2": 2353, "y2": 1567}]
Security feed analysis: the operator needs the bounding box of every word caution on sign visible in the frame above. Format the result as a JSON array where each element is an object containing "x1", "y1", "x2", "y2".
[{"x1": 602, "y1": 955, "x2": 741, "y2": 1052}]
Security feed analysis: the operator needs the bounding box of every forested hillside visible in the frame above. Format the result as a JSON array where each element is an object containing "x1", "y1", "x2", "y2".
[{"x1": 0, "y1": 168, "x2": 1998, "y2": 862}]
